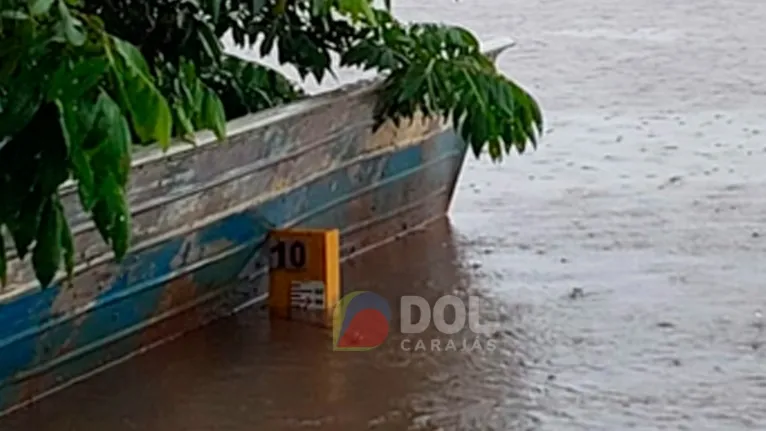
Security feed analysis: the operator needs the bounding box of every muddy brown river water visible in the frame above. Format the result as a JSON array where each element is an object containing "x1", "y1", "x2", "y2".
[{"x1": 5, "y1": 0, "x2": 766, "y2": 429}]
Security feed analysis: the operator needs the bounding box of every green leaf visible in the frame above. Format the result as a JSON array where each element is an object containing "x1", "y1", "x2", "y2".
[
  {"x1": 29, "y1": 0, "x2": 55, "y2": 16},
  {"x1": 107, "y1": 37, "x2": 172, "y2": 147},
  {"x1": 200, "y1": 87, "x2": 226, "y2": 139},
  {"x1": 57, "y1": 0, "x2": 86, "y2": 46},
  {"x1": 173, "y1": 103, "x2": 195, "y2": 137},
  {"x1": 208, "y1": 0, "x2": 221, "y2": 23},
  {"x1": 337, "y1": 0, "x2": 377, "y2": 24},
  {"x1": 0, "y1": 80, "x2": 42, "y2": 140},
  {"x1": 56, "y1": 199, "x2": 75, "y2": 284},
  {"x1": 57, "y1": 96, "x2": 99, "y2": 148},
  {"x1": 91, "y1": 199, "x2": 112, "y2": 246},
  {"x1": 48, "y1": 58, "x2": 109, "y2": 102},
  {"x1": 398, "y1": 63, "x2": 426, "y2": 103},
  {"x1": 487, "y1": 138, "x2": 501, "y2": 161},
  {"x1": 112, "y1": 37, "x2": 150, "y2": 78},
  {"x1": 71, "y1": 144, "x2": 96, "y2": 210},
  {"x1": 36, "y1": 140, "x2": 70, "y2": 198},
  {"x1": 0, "y1": 229, "x2": 7, "y2": 287},
  {"x1": 2, "y1": 10, "x2": 30, "y2": 20},
  {"x1": 196, "y1": 25, "x2": 223, "y2": 63},
  {"x1": 110, "y1": 188, "x2": 130, "y2": 260},
  {"x1": 91, "y1": 173, "x2": 130, "y2": 260},
  {"x1": 9, "y1": 186, "x2": 44, "y2": 259},
  {"x1": 89, "y1": 92, "x2": 132, "y2": 186},
  {"x1": 260, "y1": 29, "x2": 275, "y2": 57},
  {"x1": 310, "y1": 0, "x2": 326, "y2": 15},
  {"x1": 58, "y1": 98, "x2": 100, "y2": 209},
  {"x1": 120, "y1": 72, "x2": 173, "y2": 147},
  {"x1": 32, "y1": 197, "x2": 62, "y2": 288}
]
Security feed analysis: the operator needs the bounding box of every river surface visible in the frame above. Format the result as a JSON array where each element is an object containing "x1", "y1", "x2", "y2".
[{"x1": 5, "y1": 0, "x2": 766, "y2": 429}]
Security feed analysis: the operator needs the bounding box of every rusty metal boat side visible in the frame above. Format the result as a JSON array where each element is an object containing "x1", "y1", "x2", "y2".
[{"x1": 0, "y1": 38, "x2": 515, "y2": 415}]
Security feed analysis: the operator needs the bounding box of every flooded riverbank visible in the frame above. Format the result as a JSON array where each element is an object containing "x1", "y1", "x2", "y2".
[{"x1": 5, "y1": 0, "x2": 766, "y2": 429}]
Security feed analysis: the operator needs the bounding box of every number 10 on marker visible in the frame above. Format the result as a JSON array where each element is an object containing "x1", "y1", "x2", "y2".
[
  {"x1": 270, "y1": 238, "x2": 307, "y2": 270},
  {"x1": 267, "y1": 229, "x2": 341, "y2": 322}
]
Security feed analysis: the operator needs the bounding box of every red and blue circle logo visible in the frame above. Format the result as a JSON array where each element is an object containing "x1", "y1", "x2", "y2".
[{"x1": 332, "y1": 291, "x2": 391, "y2": 351}]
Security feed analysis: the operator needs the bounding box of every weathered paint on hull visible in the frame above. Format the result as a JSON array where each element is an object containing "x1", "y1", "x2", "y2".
[{"x1": 0, "y1": 39, "x2": 512, "y2": 415}]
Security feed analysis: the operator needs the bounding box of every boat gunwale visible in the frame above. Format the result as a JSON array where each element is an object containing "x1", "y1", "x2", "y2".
[{"x1": 55, "y1": 37, "x2": 515, "y2": 192}]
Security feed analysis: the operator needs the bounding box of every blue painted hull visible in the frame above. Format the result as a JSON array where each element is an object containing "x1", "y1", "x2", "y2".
[
  {"x1": 0, "y1": 126, "x2": 467, "y2": 414},
  {"x1": 0, "y1": 40, "x2": 513, "y2": 414}
]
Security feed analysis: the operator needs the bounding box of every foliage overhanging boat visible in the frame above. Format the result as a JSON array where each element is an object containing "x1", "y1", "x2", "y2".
[{"x1": 0, "y1": 39, "x2": 517, "y2": 414}]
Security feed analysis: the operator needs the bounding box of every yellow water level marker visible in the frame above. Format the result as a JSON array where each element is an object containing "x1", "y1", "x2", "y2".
[{"x1": 268, "y1": 228, "x2": 341, "y2": 325}]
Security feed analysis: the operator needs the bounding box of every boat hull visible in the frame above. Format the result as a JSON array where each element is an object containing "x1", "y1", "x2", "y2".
[{"x1": 0, "y1": 39, "x2": 513, "y2": 415}]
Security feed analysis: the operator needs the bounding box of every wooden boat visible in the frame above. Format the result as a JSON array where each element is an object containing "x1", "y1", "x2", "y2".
[{"x1": 0, "y1": 39, "x2": 514, "y2": 414}]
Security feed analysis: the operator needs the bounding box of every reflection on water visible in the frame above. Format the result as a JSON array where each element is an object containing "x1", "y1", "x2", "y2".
[{"x1": 2, "y1": 220, "x2": 539, "y2": 430}]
